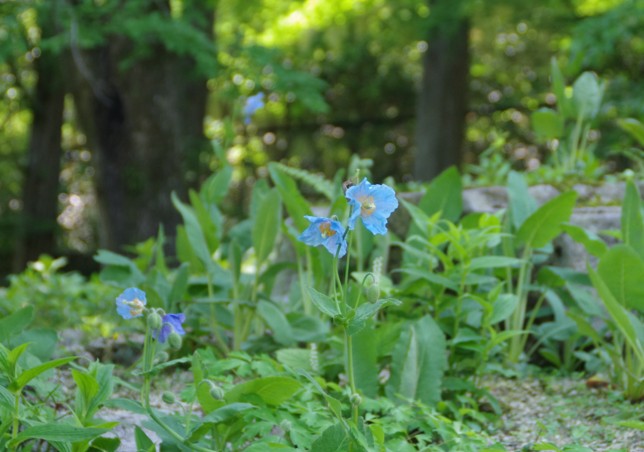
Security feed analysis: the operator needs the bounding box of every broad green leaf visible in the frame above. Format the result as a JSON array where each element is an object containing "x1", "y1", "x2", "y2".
[
  {"x1": 201, "y1": 164, "x2": 233, "y2": 204},
  {"x1": 0, "y1": 307, "x2": 33, "y2": 344},
  {"x1": 532, "y1": 108, "x2": 564, "y2": 140},
  {"x1": 311, "y1": 423, "x2": 350, "y2": 452},
  {"x1": 516, "y1": 191, "x2": 577, "y2": 249},
  {"x1": 276, "y1": 348, "x2": 312, "y2": 372},
  {"x1": 190, "y1": 403, "x2": 254, "y2": 435},
  {"x1": 589, "y1": 265, "x2": 644, "y2": 362},
  {"x1": 418, "y1": 166, "x2": 462, "y2": 223},
  {"x1": 507, "y1": 171, "x2": 537, "y2": 230},
  {"x1": 167, "y1": 262, "x2": 190, "y2": 312},
  {"x1": 189, "y1": 189, "x2": 220, "y2": 253},
  {"x1": 621, "y1": 180, "x2": 644, "y2": 259},
  {"x1": 469, "y1": 256, "x2": 522, "y2": 271},
  {"x1": 225, "y1": 376, "x2": 302, "y2": 406},
  {"x1": 572, "y1": 71, "x2": 603, "y2": 119},
  {"x1": 352, "y1": 326, "x2": 378, "y2": 398},
  {"x1": 72, "y1": 369, "x2": 99, "y2": 419},
  {"x1": 490, "y1": 294, "x2": 518, "y2": 324},
  {"x1": 7, "y1": 424, "x2": 111, "y2": 448},
  {"x1": 400, "y1": 198, "x2": 432, "y2": 238},
  {"x1": 396, "y1": 267, "x2": 458, "y2": 291},
  {"x1": 551, "y1": 57, "x2": 574, "y2": 119},
  {"x1": 257, "y1": 300, "x2": 294, "y2": 346},
  {"x1": 613, "y1": 420, "x2": 644, "y2": 431},
  {"x1": 13, "y1": 356, "x2": 77, "y2": 392},
  {"x1": 0, "y1": 385, "x2": 14, "y2": 410},
  {"x1": 597, "y1": 245, "x2": 644, "y2": 312},
  {"x1": 252, "y1": 188, "x2": 281, "y2": 264},
  {"x1": 561, "y1": 224, "x2": 607, "y2": 258},
  {"x1": 352, "y1": 298, "x2": 401, "y2": 326},
  {"x1": 171, "y1": 192, "x2": 216, "y2": 275},
  {"x1": 88, "y1": 436, "x2": 121, "y2": 452},
  {"x1": 386, "y1": 315, "x2": 446, "y2": 406},
  {"x1": 617, "y1": 118, "x2": 644, "y2": 146},
  {"x1": 268, "y1": 162, "x2": 312, "y2": 230},
  {"x1": 134, "y1": 426, "x2": 155, "y2": 452},
  {"x1": 307, "y1": 287, "x2": 341, "y2": 318}
]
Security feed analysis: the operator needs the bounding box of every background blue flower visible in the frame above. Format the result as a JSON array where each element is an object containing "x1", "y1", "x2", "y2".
[
  {"x1": 298, "y1": 215, "x2": 347, "y2": 258},
  {"x1": 116, "y1": 287, "x2": 147, "y2": 319},
  {"x1": 346, "y1": 178, "x2": 398, "y2": 235},
  {"x1": 153, "y1": 313, "x2": 186, "y2": 343},
  {"x1": 243, "y1": 92, "x2": 265, "y2": 124}
]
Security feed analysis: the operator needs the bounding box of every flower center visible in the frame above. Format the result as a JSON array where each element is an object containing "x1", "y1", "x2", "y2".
[
  {"x1": 318, "y1": 222, "x2": 336, "y2": 238},
  {"x1": 127, "y1": 298, "x2": 145, "y2": 317},
  {"x1": 359, "y1": 196, "x2": 376, "y2": 216}
]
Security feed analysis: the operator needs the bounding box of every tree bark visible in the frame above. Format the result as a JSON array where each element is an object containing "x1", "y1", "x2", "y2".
[
  {"x1": 70, "y1": 3, "x2": 213, "y2": 250},
  {"x1": 14, "y1": 2, "x2": 66, "y2": 270},
  {"x1": 414, "y1": 3, "x2": 470, "y2": 181}
]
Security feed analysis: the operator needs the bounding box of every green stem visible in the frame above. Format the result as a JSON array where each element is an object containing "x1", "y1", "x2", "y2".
[
  {"x1": 11, "y1": 390, "x2": 20, "y2": 451},
  {"x1": 207, "y1": 274, "x2": 229, "y2": 354},
  {"x1": 345, "y1": 328, "x2": 359, "y2": 424},
  {"x1": 508, "y1": 247, "x2": 532, "y2": 364}
]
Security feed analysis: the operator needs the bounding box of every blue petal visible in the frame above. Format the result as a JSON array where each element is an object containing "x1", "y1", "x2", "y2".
[
  {"x1": 153, "y1": 313, "x2": 186, "y2": 342},
  {"x1": 115, "y1": 288, "x2": 147, "y2": 320}
]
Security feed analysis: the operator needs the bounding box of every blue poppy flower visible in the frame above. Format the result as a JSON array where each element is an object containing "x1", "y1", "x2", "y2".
[
  {"x1": 153, "y1": 313, "x2": 186, "y2": 343},
  {"x1": 116, "y1": 288, "x2": 147, "y2": 319},
  {"x1": 243, "y1": 92, "x2": 265, "y2": 124},
  {"x1": 298, "y1": 216, "x2": 347, "y2": 258},
  {"x1": 346, "y1": 178, "x2": 398, "y2": 235}
]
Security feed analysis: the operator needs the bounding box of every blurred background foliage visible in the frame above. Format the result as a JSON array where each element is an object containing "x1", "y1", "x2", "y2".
[{"x1": 0, "y1": 0, "x2": 642, "y2": 277}]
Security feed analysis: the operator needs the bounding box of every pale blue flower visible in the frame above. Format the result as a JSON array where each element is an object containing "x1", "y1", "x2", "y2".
[
  {"x1": 243, "y1": 92, "x2": 265, "y2": 124},
  {"x1": 298, "y1": 216, "x2": 347, "y2": 258},
  {"x1": 153, "y1": 313, "x2": 186, "y2": 343},
  {"x1": 116, "y1": 288, "x2": 147, "y2": 320},
  {"x1": 346, "y1": 178, "x2": 398, "y2": 235}
]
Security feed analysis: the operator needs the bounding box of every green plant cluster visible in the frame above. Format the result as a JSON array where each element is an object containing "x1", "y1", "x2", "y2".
[{"x1": 1, "y1": 161, "x2": 643, "y2": 450}]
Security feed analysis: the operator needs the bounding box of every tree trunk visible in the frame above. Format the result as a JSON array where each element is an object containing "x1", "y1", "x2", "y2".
[
  {"x1": 14, "y1": 2, "x2": 65, "y2": 270},
  {"x1": 70, "y1": 4, "x2": 213, "y2": 250},
  {"x1": 414, "y1": 3, "x2": 470, "y2": 181}
]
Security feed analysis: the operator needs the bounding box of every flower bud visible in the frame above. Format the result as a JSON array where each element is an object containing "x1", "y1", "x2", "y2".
[
  {"x1": 366, "y1": 284, "x2": 380, "y2": 303},
  {"x1": 279, "y1": 419, "x2": 292, "y2": 433},
  {"x1": 350, "y1": 393, "x2": 362, "y2": 406},
  {"x1": 147, "y1": 312, "x2": 162, "y2": 330},
  {"x1": 162, "y1": 391, "x2": 176, "y2": 404},
  {"x1": 209, "y1": 385, "x2": 225, "y2": 400},
  {"x1": 168, "y1": 331, "x2": 182, "y2": 349},
  {"x1": 155, "y1": 351, "x2": 169, "y2": 364}
]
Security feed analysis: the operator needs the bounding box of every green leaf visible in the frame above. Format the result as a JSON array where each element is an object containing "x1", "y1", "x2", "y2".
[
  {"x1": 268, "y1": 162, "x2": 312, "y2": 230},
  {"x1": 532, "y1": 108, "x2": 564, "y2": 140},
  {"x1": 0, "y1": 307, "x2": 33, "y2": 344},
  {"x1": 311, "y1": 423, "x2": 350, "y2": 452},
  {"x1": 7, "y1": 424, "x2": 111, "y2": 448},
  {"x1": 0, "y1": 385, "x2": 15, "y2": 410},
  {"x1": 307, "y1": 287, "x2": 341, "y2": 318},
  {"x1": 195, "y1": 402, "x2": 254, "y2": 426},
  {"x1": 507, "y1": 170, "x2": 537, "y2": 230},
  {"x1": 516, "y1": 191, "x2": 577, "y2": 249},
  {"x1": 134, "y1": 426, "x2": 156, "y2": 452},
  {"x1": 621, "y1": 180, "x2": 644, "y2": 259},
  {"x1": 561, "y1": 224, "x2": 607, "y2": 258},
  {"x1": 617, "y1": 118, "x2": 644, "y2": 146},
  {"x1": 171, "y1": 192, "x2": 216, "y2": 274},
  {"x1": 589, "y1": 265, "x2": 644, "y2": 362},
  {"x1": 551, "y1": 58, "x2": 574, "y2": 119},
  {"x1": 613, "y1": 420, "x2": 644, "y2": 431},
  {"x1": 225, "y1": 376, "x2": 302, "y2": 406},
  {"x1": 469, "y1": 256, "x2": 522, "y2": 271},
  {"x1": 252, "y1": 188, "x2": 282, "y2": 264},
  {"x1": 572, "y1": 71, "x2": 603, "y2": 119},
  {"x1": 167, "y1": 262, "x2": 190, "y2": 312},
  {"x1": 490, "y1": 294, "x2": 518, "y2": 324},
  {"x1": 276, "y1": 348, "x2": 312, "y2": 372},
  {"x1": 257, "y1": 300, "x2": 295, "y2": 346},
  {"x1": 189, "y1": 189, "x2": 220, "y2": 253},
  {"x1": 352, "y1": 326, "x2": 378, "y2": 398},
  {"x1": 413, "y1": 166, "x2": 462, "y2": 227},
  {"x1": 201, "y1": 164, "x2": 233, "y2": 204},
  {"x1": 386, "y1": 316, "x2": 446, "y2": 406},
  {"x1": 12, "y1": 356, "x2": 77, "y2": 392},
  {"x1": 72, "y1": 369, "x2": 99, "y2": 419},
  {"x1": 597, "y1": 244, "x2": 644, "y2": 312},
  {"x1": 89, "y1": 436, "x2": 121, "y2": 452}
]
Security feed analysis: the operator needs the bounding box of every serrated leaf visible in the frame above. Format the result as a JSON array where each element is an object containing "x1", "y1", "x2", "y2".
[
  {"x1": 311, "y1": 423, "x2": 350, "y2": 452},
  {"x1": 516, "y1": 191, "x2": 577, "y2": 249}
]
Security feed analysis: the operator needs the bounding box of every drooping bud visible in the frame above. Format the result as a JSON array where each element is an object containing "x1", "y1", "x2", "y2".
[
  {"x1": 168, "y1": 331, "x2": 182, "y2": 349},
  {"x1": 209, "y1": 384, "x2": 225, "y2": 400},
  {"x1": 147, "y1": 311, "x2": 162, "y2": 330},
  {"x1": 350, "y1": 393, "x2": 362, "y2": 406},
  {"x1": 162, "y1": 392, "x2": 176, "y2": 404},
  {"x1": 366, "y1": 283, "x2": 380, "y2": 303},
  {"x1": 155, "y1": 351, "x2": 169, "y2": 364}
]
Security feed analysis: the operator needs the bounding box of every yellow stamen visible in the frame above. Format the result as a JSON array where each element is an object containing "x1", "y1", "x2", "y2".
[
  {"x1": 359, "y1": 195, "x2": 376, "y2": 216},
  {"x1": 319, "y1": 222, "x2": 336, "y2": 238}
]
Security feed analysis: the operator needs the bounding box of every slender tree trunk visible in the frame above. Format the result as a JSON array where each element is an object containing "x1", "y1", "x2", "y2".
[
  {"x1": 69, "y1": 3, "x2": 213, "y2": 250},
  {"x1": 14, "y1": 3, "x2": 65, "y2": 270},
  {"x1": 414, "y1": 1, "x2": 470, "y2": 181}
]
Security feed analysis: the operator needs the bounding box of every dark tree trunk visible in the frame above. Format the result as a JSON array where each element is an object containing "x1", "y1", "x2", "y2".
[
  {"x1": 414, "y1": 3, "x2": 470, "y2": 181},
  {"x1": 14, "y1": 3, "x2": 65, "y2": 271},
  {"x1": 70, "y1": 3, "x2": 213, "y2": 250}
]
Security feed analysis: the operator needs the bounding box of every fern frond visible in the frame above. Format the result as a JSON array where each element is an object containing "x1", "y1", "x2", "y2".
[{"x1": 272, "y1": 163, "x2": 336, "y2": 201}]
